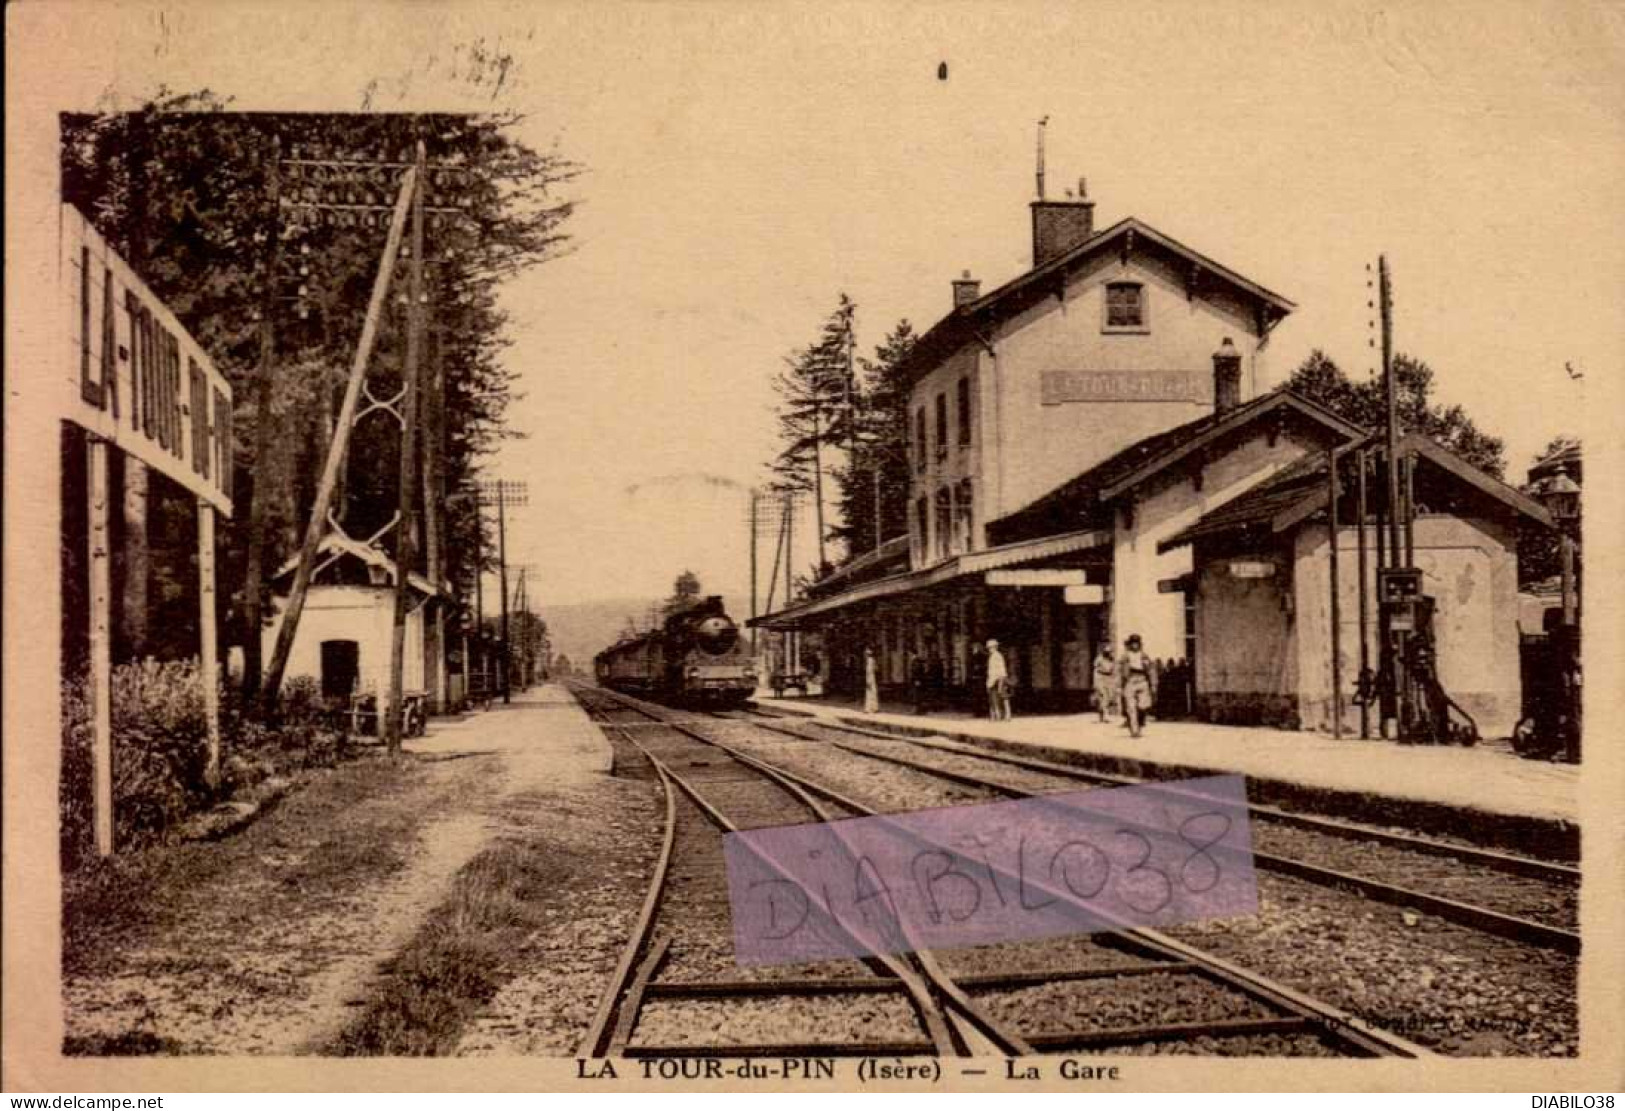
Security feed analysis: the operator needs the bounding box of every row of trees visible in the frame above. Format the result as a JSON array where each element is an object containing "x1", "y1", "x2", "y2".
[
  {"x1": 767, "y1": 297, "x2": 917, "y2": 583},
  {"x1": 60, "y1": 94, "x2": 578, "y2": 698}
]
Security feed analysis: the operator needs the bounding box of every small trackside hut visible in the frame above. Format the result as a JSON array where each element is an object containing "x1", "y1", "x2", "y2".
[{"x1": 261, "y1": 532, "x2": 445, "y2": 734}]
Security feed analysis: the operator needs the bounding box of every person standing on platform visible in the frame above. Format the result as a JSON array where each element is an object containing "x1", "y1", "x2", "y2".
[
  {"x1": 926, "y1": 649, "x2": 946, "y2": 715},
  {"x1": 1092, "y1": 643, "x2": 1118, "y2": 724},
  {"x1": 910, "y1": 652, "x2": 930, "y2": 715},
  {"x1": 863, "y1": 647, "x2": 880, "y2": 714},
  {"x1": 1121, "y1": 634, "x2": 1154, "y2": 738},
  {"x1": 968, "y1": 643, "x2": 988, "y2": 717},
  {"x1": 986, "y1": 639, "x2": 1011, "y2": 721}
]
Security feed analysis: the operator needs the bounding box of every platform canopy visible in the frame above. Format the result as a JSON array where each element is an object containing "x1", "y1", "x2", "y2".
[{"x1": 751, "y1": 527, "x2": 1110, "y2": 631}]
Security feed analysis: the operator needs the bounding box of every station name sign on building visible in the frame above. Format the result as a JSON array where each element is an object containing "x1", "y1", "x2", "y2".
[
  {"x1": 1040, "y1": 370, "x2": 1208, "y2": 406},
  {"x1": 985, "y1": 569, "x2": 1089, "y2": 588},
  {"x1": 60, "y1": 205, "x2": 234, "y2": 516}
]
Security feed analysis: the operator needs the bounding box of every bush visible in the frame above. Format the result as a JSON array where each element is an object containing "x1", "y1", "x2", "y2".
[
  {"x1": 61, "y1": 662, "x2": 353, "y2": 868},
  {"x1": 61, "y1": 658, "x2": 214, "y2": 866}
]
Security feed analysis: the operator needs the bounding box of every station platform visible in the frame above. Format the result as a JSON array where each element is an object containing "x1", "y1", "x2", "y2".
[
  {"x1": 408, "y1": 682, "x2": 614, "y2": 786},
  {"x1": 756, "y1": 693, "x2": 1580, "y2": 857}
]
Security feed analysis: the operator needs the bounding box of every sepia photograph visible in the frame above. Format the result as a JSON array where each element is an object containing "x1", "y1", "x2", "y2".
[{"x1": 4, "y1": 0, "x2": 1623, "y2": 1096}]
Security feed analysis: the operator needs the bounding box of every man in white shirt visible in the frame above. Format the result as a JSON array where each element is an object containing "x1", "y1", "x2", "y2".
[{"x1": 986, "y1": 638, "x2": 1010, "y2": 721}]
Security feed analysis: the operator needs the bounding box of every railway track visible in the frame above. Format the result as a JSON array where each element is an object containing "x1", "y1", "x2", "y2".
[
  {"x1": 721, "y1": 707, "x2": 1580, "y2": 953},
  {"x1": 570, "y1": 682, "x2": 1433, "y2": 1060}
]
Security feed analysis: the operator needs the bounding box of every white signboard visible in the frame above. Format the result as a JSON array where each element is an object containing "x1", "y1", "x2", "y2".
[
  {"x1": 1063, "y1": 584, "x2": 1106, "y2": 605},
  {"x1": 1228, "y1": 561, "x2": 1277, "y2": 579},
  {"x1": 60, "y1": 205, "x2": 234, "y2": 516},
  {"x1": 1040, "y1": 370, "x2": 1207, "y2": 405},
  {"x1": 986, "y1": 569, "x2": 1088, "y2": 587}
]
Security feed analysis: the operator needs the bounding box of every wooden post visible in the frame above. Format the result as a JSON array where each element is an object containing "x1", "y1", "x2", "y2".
[
  {"x1": 1356, "y1": 447, "x2": 1371, "y2": 739},
  {"x1": 498, "y1": 481, "x2": 510, "y2": 704},
  {"x1": 785, "y1": 497, "x2": 796, "y2": 673},
  {"x1": 424, "y1": 323, "x2": 446, "y2": 713},
  {"x1": 87, "y1": 438, "x2": 114, "y2": 857},
  {"x1": 262, "y1": 162, "x2": 417, "y2": 707},
  {"x1": 473, "y1": 503, "x2": 486, "y2": 702},
  {"x1": 1327, "y1": 448, "x2": 1343, "y2": 740},
  {"x1": 386, "y1": 139, "x2": 426, "y2": 753},
  {"x1": 749, "y1": 490, "x2": 759, "y2": 656},
  {"x1": 197, "y1": 500, "x2": 222, "y2": 789}
]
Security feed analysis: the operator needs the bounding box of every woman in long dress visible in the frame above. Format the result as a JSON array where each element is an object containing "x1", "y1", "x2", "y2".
[{"x1": 863, "y1": 647, "x2": 881, "y2": 713}]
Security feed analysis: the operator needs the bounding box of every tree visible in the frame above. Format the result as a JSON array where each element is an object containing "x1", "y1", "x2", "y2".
[
  {"x1": 60, "y1": 100, "x2": 580, "y2": 687},
  {"x1": 664, "y1": 570, "x2": 703, "y2": 616},
  {"x1": 1285, "y1": 350, "x2": 1505, "y2": 478},
  {"x1": 831, "y1": 319, "x2": 916, "y2": 559},
  {"x1": 768, "y1": 295, "x2": 857, "y2": 578},
  {"x1": 1518, "y1": 434, "x2": 1582, "y2": 587}
]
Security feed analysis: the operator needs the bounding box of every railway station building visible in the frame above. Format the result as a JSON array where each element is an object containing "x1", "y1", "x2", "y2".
[{"x1": 753, "y1": 186, "x2": 1550, "y2": 737}]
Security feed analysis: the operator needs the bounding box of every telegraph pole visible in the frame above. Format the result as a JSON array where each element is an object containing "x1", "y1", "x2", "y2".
[
  {"x1": 749, "y1": 489, "x2": 759, "y2": 655},
  {"x1": 384, "y1": 138, "x2": 426, "y2": 754},
  {"x1": 1376, "y1": 254, "x2": 1409, "y2": 740},
  {"x1": 498, "y1": 480, "x2": 510, "y2": 703},
  {"x1": 242, "y1": 127, "x2": 281, "y2": 698},
  {"x1": 1380, "y1": 257, "x2": 1400, "y2": 571},
  {"x1": 262, "y1": 159, "x2": 418, "y2": 707}
]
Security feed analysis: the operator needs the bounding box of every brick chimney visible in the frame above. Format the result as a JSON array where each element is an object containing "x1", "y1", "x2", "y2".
[
  {"x1": 1212, "y1": 337, "x2": 1243, "y2": 413},
  {"x1": 1030, "y1": 177, "x2": 1095, "y2": 267},
  {"x1": 952, "y1": 270, "x2": 981, "y2": 308}
]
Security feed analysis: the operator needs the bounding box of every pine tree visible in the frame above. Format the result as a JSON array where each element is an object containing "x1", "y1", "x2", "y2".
[
  {"x1": 768, "y1": 295, "x2": 856, "y2": 578},
  {"x1": 831, "y1": 319, "x2": 916, "y2": 559},
  {"x1": 663, "y1": 570, "x2": 703, "y2": 616}
]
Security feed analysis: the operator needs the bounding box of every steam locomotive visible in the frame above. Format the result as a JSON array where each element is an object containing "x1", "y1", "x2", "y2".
[{"x1": 593, "y1": 595, "x2": 757, "y2": 707}]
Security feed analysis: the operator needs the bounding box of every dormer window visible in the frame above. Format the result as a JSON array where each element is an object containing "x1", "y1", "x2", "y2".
[{"x1": 1104, "y1": 281, "x2": 1147, "y2": 332}]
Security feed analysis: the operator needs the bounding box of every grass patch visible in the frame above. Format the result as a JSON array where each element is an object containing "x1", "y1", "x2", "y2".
[
  {"x1": 324, "y1": 836, "x2": 577, "y2": 1056},
  {"x1": 61, "y1": 1030, "x2": 191, "y2": 1056},
  {"x1": 62, "y1": 752, "x2": 432, "y2": 980}
]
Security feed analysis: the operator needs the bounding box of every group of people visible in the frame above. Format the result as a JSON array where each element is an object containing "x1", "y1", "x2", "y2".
[
  {"x1": 1092, "y1": 633, "x2": 1156, "y2": 737},
  {"x1": 860, "y1": 632, "x2": 1154, "y2": 736},
  {"x1": 858, "y1": 638, "x2": 1018, "y2": 721}
]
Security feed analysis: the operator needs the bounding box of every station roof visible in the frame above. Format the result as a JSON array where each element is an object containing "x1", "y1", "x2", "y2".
[
  {"x1": 899, "y1": 217, "x2": 1297, "y2": 390},
  {"x1": 1159, "y1": 433, "x2": 1555, "y2": 553},
  {"x1": 272, "y1": 532, "x2": 442, "y2": 597},
  {"x1": 987, "y1": 388, "x2": 1363, "y2": 546},
  {"x1": 750, "y1": 527, "x2": 1110, "y2": 630}
]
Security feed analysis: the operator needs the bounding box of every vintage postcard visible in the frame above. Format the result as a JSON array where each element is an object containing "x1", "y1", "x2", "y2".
[{"x1": 5, "y1": 0, "x2": 1623, "y2": 1095}]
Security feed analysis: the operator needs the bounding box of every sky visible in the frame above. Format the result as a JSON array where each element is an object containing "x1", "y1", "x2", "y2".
[{"x1": 14, "y1": 0, "x2": 1624, "y2": 615}]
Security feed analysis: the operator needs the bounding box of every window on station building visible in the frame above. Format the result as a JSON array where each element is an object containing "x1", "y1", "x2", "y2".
[
  {"x1": 953, "y1": 478, "x2": 975, "y2": 553},
  {"x1": 1105, "y1": 281, "x2": 1146, "y2": 330},
  {"x1": 956, "y1": 377, "x2": 971, "y2": 446},
  {"x1": 935, "y1": 393, "x2": 949, "y2": 460},
  {"x1": 915, "y1": 496, "x2": 929, "y2": 560},
  {"x1": 934, "y1": 487, "x2": 952, "y2": 560},
  {"x1": 915, "y1": 407, "x2": 927, "y2": 471}
]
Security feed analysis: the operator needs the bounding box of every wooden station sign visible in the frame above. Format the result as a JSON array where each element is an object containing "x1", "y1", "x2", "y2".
[
  {"x1": 1063, "y1": 584, "x2": 1106, "y2": 605},
  {"x1": 986, "y1": 569, "x2": 1089, "y2": 587},
  {"x1": 60, "y1": 205, "x2": 234, "y2": 516}
]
